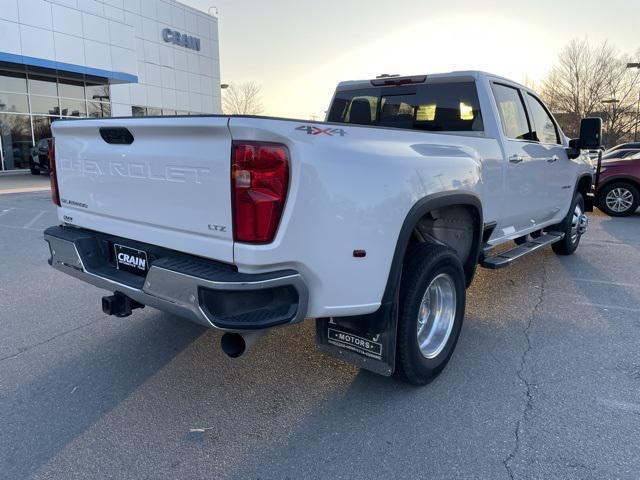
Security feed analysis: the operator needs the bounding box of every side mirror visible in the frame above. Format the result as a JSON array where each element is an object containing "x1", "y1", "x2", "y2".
[
  {"x1": 578, "y1": 117, "x2": 602, "y2": 149},
  {"x1": 567, "y1": 117, "x2": 603, "y2": 159},
  {"x1": 567, "y1": 139, "x2": 581, "y2": 159}
]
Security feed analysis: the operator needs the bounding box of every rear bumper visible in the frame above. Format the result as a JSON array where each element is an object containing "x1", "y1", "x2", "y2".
[{"x1": 44, "y1": 226, "x2": 308, "y2": 330}]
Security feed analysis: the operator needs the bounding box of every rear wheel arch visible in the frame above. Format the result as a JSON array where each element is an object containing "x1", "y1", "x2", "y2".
[
  {"x1": 576, "y1": 174, "x2": 592, "y2": 199},
  {"x1": 384, "y1": 193, "x2": 483, "y2": 304},
  {"x1": 334, "y1": 193, "x2": 482, "y2": 336}
]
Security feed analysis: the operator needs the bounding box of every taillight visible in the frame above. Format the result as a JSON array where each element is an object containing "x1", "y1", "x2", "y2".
[
  {"x1": 231, "y1": 141, "x2": 289, "y2": 243},
  {"x1": 48, "y1": 138, "x2": 60, "y2": 206}
]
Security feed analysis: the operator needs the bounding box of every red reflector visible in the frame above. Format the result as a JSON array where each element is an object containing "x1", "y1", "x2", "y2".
[
  {"x1": 231, "y1": 141, "x2": 289, "y2": 243},
  {"x1": 48, "y1": 138, "x2": 61, "y2": 206}
]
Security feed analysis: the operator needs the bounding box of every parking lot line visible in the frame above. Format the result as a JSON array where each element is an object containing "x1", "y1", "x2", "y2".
[
  {"x1": 597, "y1": 398, "x2": 640, "y2": 414},
  {"x1": 575, "y1": 302, "x2": 640, "y2": 313},
  {"x1": 0, "y1": 223, "x2": 43, "y2": 232},
  {"x1": 23, "y1": 210, "x2": 47, "y2": 229},
  {"x1": 0, "y1": 207, "x2": 15, "y2": 218},
  {"x1": 572, "y1": 277, "x2": 640, "y2": 289}
]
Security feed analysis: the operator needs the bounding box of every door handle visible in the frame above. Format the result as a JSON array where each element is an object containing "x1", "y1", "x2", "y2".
[
  {"x1": 547, "y1": 155, "x2": 559, "y2": 163},
  {"x1": 509, "y1": 155, "x2": 524, "y2": 164}
]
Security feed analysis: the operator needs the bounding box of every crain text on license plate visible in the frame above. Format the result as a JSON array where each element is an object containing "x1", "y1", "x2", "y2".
[{"x1": 114, "y1": 243, "x2": 148, "y2": 275}]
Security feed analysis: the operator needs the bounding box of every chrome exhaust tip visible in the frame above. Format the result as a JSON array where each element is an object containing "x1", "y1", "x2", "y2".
[{"x1": 220, "y1": 331, "x2": 265, "y2": 358}]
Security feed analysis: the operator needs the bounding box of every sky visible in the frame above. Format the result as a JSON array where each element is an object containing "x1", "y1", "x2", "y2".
[{"x1": 181, "y1": 0, "x2": 640, "y2": 119}]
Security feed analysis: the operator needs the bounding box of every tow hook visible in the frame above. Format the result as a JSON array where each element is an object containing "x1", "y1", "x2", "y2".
[
  {"x1": 578, "y1": 214, "x2": 589, "y2": 235},
  {"x1": 102, "y1": 292, "x2": 144, "y2": 317}
]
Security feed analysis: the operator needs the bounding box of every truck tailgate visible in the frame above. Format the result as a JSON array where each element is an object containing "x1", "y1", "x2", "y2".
[{"x1": 52, "y1": 116, "x2": 234, "y2": 263}]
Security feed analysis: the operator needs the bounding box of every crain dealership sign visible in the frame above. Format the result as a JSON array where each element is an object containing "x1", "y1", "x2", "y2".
[{"x1": 162, "y1": 28, "x2": 200, "y2": 51}]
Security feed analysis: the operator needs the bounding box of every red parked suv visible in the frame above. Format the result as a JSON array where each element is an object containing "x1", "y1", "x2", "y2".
[{"x1": 596, "y1": 148, "x2": 640, "y2": 216}]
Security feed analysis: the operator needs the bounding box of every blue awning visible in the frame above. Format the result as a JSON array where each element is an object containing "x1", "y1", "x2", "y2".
[{"x1": 0, "y1": 52, "x2": 138, "y2": 84}]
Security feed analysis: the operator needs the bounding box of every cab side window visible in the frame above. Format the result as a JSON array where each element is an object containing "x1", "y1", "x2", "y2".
[
  {"x1": 526, "y1": 94, "x2": 560, "y2": 144},
  {"x1": 327, "y1": 89, "x2": 378, "y2": 125},
  {"x1": 492, "y1": 83, "x2": 531, "y2": 141}
]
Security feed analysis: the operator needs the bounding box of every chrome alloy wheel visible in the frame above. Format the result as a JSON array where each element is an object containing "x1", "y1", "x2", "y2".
[
  {"x1": 570, "y1": 203, "x2": 585, "y2": 243},
  {"x1": 417, "y1": 273, "x2": 457, "y2": 359},
  {"x1": 605, "y1": 187, "x2": 634, "y2": 213}
]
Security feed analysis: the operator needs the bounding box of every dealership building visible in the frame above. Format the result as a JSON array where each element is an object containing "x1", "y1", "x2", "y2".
[{"x1": 0, "y1": 0, "x2": 222, "y2": 172}]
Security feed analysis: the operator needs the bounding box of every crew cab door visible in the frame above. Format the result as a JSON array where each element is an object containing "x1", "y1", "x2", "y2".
[
  {"x1": 491, "y1": 82, "x2": 551, "y2": 235},
  {"x1": 522, "y1": 92, "x2": 574, "y2": 222}
]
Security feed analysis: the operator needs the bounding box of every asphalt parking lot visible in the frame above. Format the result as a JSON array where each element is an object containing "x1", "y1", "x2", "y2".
[{"x1": 1, "y1": 191, "x2": 639, "y2": 480}]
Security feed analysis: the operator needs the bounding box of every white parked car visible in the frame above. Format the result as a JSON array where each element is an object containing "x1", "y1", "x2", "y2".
[{"x1": 44, "y1": 71, "x2": 596, "y2": 385}]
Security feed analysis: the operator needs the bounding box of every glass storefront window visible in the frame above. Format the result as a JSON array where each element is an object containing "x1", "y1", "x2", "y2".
[
  {"x1": 133, "y1": 107, "x2": 192, "y2": 117},
  {"x1": 61, "y1": 98, "x2": 86, "y2": 117},
  {"x1": 86, "y1": 84, "x2": 110, "y2": 102},
  {"x1": 0, "y1": 69, "x2": 111, "y2": 171},
  {"x1": 0, "y1": 92, "x2": 29, "y2": 113},
  {"x1": 59, "y1": 79, "x2": 85, "y2": 100},
  {"x1": 30, "y1": 95, "x2": 60, "y2": 116},
  {"x1": 0, "y1": 72, "x2": 27, "y2": 93},
  {"x1": 87, "y1": 101, "x2": 110, "y2": 117},
  {"x1": 32, "y1": 116, "x2": 55, "y2": 144},
  {"x1": 28, "y1": 75, "x2": 58, "y2": 96},
  {"x1": 0, "y1": 113, "x2": 33, "y2": 170}
]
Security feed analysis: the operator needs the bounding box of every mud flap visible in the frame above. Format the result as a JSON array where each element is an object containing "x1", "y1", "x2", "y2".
[
  {"x1": 315, "y1": 306, "x2": 398, "y2": 377},
  {"x1": 585, "y1": 192, "x2": 595, "y2": 212}
]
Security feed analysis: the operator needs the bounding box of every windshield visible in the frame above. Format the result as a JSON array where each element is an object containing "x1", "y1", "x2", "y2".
[{"x1": 327, "y1": 81, "x2": 484, "y2": 132}]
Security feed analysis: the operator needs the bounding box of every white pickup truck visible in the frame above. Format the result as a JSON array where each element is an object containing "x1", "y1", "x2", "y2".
[{"x1": 44, "y1": 71, "x2": 599, "y2": 385}]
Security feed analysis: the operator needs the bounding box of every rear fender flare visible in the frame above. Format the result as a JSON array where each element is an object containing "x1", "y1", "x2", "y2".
[
  {"x1": 384, "y1": 192, "x2": 483, "y2": 302},
  {"x1": 334, "y1": 192, "x2": 483, "y2": 335}
]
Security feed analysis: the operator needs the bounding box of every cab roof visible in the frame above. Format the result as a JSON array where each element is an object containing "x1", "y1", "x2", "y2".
[{"x1": 336, "y1": 70, "x2": 528, "y2": 92}]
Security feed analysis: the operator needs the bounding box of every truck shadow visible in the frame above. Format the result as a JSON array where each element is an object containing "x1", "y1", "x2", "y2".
[
  {"x1": 5, "y1": 233, "x2": 638, "y2": 479},
  {"x1": 217, "y1": 242, "x2": 640, "y2": 479},
  {"x1": 0, "y1": 314, "x2": 205, "y2": 480},
  {"x1": 597, "y1": 208, "x2": 640, "y2": 247}
]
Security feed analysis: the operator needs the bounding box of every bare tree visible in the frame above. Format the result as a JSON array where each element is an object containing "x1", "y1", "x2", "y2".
[
  {"x1": 521, "y1": 75, "x2": 538, "y2": 91},
  {"x1": 222, "y1": 82, "x2": 264, "y2": 115},
  {"x1": 540, "y1": 39, "x2": 640, "y2": 145}
]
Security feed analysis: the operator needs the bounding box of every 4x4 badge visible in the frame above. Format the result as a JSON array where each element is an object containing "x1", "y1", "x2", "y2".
[{"x1": 295, "y1": 125, "x2": 346, "y2": 137}]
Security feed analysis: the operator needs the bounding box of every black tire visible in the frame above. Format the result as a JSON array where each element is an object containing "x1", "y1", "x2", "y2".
[
  {"x1": 30, "y1": 165, "x2": 40, "y2": 175},
  {"x1": 552, "y1": 193, "x2": 585, "y2": 256},
  {"x1": 395, "y1": 243, "x2": 466, "y2": 386},
  {"x1": 597, "y1": 182, "x2": 640, "y2": 217}
]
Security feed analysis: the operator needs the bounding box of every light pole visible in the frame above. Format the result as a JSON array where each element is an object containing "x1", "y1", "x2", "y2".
[
  {"x1": 602, "y1": 98, "x2": 620, "y2": 147},
  {"x1": 627, "y1": 62, "x2": 640, "y2": 142}
]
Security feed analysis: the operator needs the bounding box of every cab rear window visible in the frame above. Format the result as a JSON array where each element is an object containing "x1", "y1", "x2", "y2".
[{"x1": 327, "y1": 81, "x2": 483, "y2": 132}]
